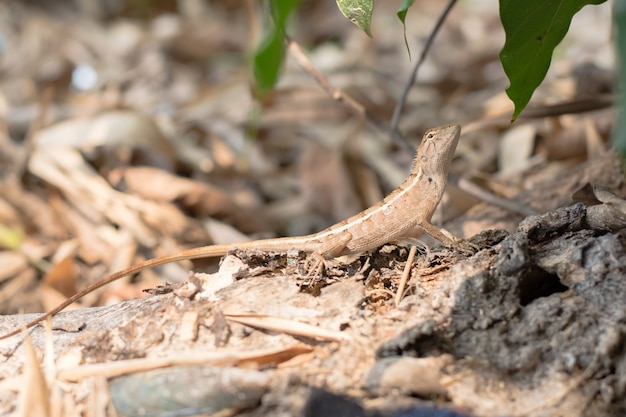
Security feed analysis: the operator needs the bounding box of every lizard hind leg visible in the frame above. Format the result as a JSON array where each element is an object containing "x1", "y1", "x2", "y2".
[
  {"x1": 300, "y1": 231, "x2": 353, "y2": 294},
  {"x1": 307, "y1": 252, "x2": 327, "y2": 277}
]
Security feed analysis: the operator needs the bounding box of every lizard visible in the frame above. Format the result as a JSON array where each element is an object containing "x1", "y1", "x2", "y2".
[{"x1": 0, "y1": 124, "x2": 469, "y2": 341}]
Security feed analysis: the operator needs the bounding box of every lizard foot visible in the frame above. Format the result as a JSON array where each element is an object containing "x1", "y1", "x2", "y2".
[
  {"x1": 299, "y1": 253, "x2": 329, "y2": 296},
  {"x1": 450, "y1": 237, "x2": 480, "y2": 255}
]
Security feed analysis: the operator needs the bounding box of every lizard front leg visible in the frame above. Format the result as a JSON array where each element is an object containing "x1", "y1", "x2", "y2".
[{"x1": 418, "y1": 221, "x2": 477, "y2": 253}]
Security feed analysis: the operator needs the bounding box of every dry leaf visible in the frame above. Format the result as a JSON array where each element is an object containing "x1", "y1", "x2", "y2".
[
  {"x1": 34, "y1": 110, "x2": 176, "y2": 169},
  {"x1": 17, "y1": 335, "x2": 50, "y2": 417},
  {"x1": 57, "y1": 345, "x2": 313, "y2": 381},
  {"x1": 223, "y1": 312, "x2": 347, "y2": 342},
  {"x1": 0, "y1": 251, "x2": 28, "y2": 283},
  {"x1": 113, "y1": 166, "x2": 271, "y2": 235},
  {"x1": 43, "y1": 243, "x2": 78, "y2": 298},
  {"x1": 498, "y1": 124, "x2": 536, "y2": 179}
]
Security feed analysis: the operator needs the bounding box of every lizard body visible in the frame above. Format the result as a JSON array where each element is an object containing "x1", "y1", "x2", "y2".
[{"x1": 0, "y1": 124, "x2": 464, "y2": 340}]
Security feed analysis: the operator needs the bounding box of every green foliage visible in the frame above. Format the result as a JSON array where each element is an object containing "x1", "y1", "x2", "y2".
[
  {"x1": 397, "y1": 0, "x2": 415, "y2": 59},
  {"x1": 336, "y1": 0, "x2": 374, "y2": 37},
  {"x1": 252, "y1": 0, "x2": 301, "y2": 96},
  {"x1": 252, "y1": 0, "x2": 617, "y2": 131},
  {"x1": 252, "y1": 31, "x2": 284, "y2": 96},
  {"x1": 499, "y1": 0, "x2": 607, "y2": 121},
  {"x1": 614, "y1": 1, "x2": 626, "y2": 158}
]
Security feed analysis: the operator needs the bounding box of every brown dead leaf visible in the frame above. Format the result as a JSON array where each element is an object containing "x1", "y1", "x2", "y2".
[
  {"x1": 543, "y1": 115, "x2": 613, "y2": 160},
  {"x1": 0, "y1": 251, "x2": 29, "y2": 283},
  {"x1": 0, "y1": 268, "x2": 37, "y2": 313},
  {"x1": 299, "y1": 141, "x2": 362, "y2": 223},
  {"x1": 34, "y1": 110, "x2": 176, "y2": 169},
  {"x1": 583, "y1": 117, "x2": 607, "y2": 158},
  {"x1": 0, "y1": 196, "x2": 24, "y2": 250},
  {"x1": 29, "y1": 147, "x2": 159, "y2": 247},
  {"x1": 237, "y1": 344, "x2": 315, "y2": 369},
  {"x1": 40, "y1": 285, "x2": 82, "y2": 313},
  {"x1": 1, "y1": 181, "x2": 67, "y2": 241},
  {"x1": 497, "y1": 124, "x2": 537, "y2": 179},
  {"x1": 42, "y1": 253, "x2": 77, "y2": 299},
  {"x1": 48, "y1": 196, "x2": 113, "y2": 266},
  {"x1": 114, "y1": 166, "x2": 272, "y2": 235}
]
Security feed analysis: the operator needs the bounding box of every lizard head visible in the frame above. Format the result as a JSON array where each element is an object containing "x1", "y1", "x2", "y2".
[{"x1": 416, "y1": 124, "x2": 461, "y2": 176}]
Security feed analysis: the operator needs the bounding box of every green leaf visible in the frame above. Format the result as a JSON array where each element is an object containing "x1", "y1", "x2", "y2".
[
  {"x1": 336, "y1": 0, "x2": 374, "y2": 37},
  {"x1": 270, "y1": 0, "x2": 300, "y2": 30},
  {"x1": 499, "y1": 0, "x2": 607, "y2": 121},
  {"x1": 397, "y1": 0, "x2": 415, "y2": 59},
  {"x1": 252, "y1": 30, "x2": 284, "y2": 95},
  {"x1": 613, "y1": 0, "x2": 626, "y2": 157},
  {"x1": 251, "y1": 0, "x2": 301, "y2": 96}
]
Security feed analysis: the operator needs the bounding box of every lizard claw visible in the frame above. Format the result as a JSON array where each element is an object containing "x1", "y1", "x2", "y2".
[
  {"x1": 450, "y1": 237, "x2": 480, "y2": 255},
  {"x1": 435, "y1": 227, "x2": 480, "y2": 255}
]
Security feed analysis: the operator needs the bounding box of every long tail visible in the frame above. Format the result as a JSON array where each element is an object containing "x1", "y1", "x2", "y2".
[{"x1": 0, "y1": 244, "x2": 234, "y2": 341}]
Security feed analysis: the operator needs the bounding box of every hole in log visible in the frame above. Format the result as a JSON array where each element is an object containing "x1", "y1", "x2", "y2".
[{"x1": 518, "y1": 266, "x2": 568, "y2": 306}]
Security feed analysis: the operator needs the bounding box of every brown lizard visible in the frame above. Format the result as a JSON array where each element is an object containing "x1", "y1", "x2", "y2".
[{"x1": 0, "y1": 124, "x2": 468, "y2": 341}]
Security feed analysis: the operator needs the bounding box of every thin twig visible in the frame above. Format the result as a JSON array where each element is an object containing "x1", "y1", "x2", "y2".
[
  {"x1": 395, "y1": 245, "x2": 418, "y2": 306},
  {"x1": 287, "y1": 39, "x2": 413, "y2": 154},
  {"x1": 390, "y1": 0, "x2": 458, "y2": 130},
  {"x1": 463, "y1": 94, "x2": 616, "y2": 134},
  {"x1": 449, "y1": 175, "x2": 539, "y2": 217}
]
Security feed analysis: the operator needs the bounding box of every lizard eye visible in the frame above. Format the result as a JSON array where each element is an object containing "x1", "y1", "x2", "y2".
[{"x1": 427, "y1": 133, "x2": 434, "y2": 139}]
